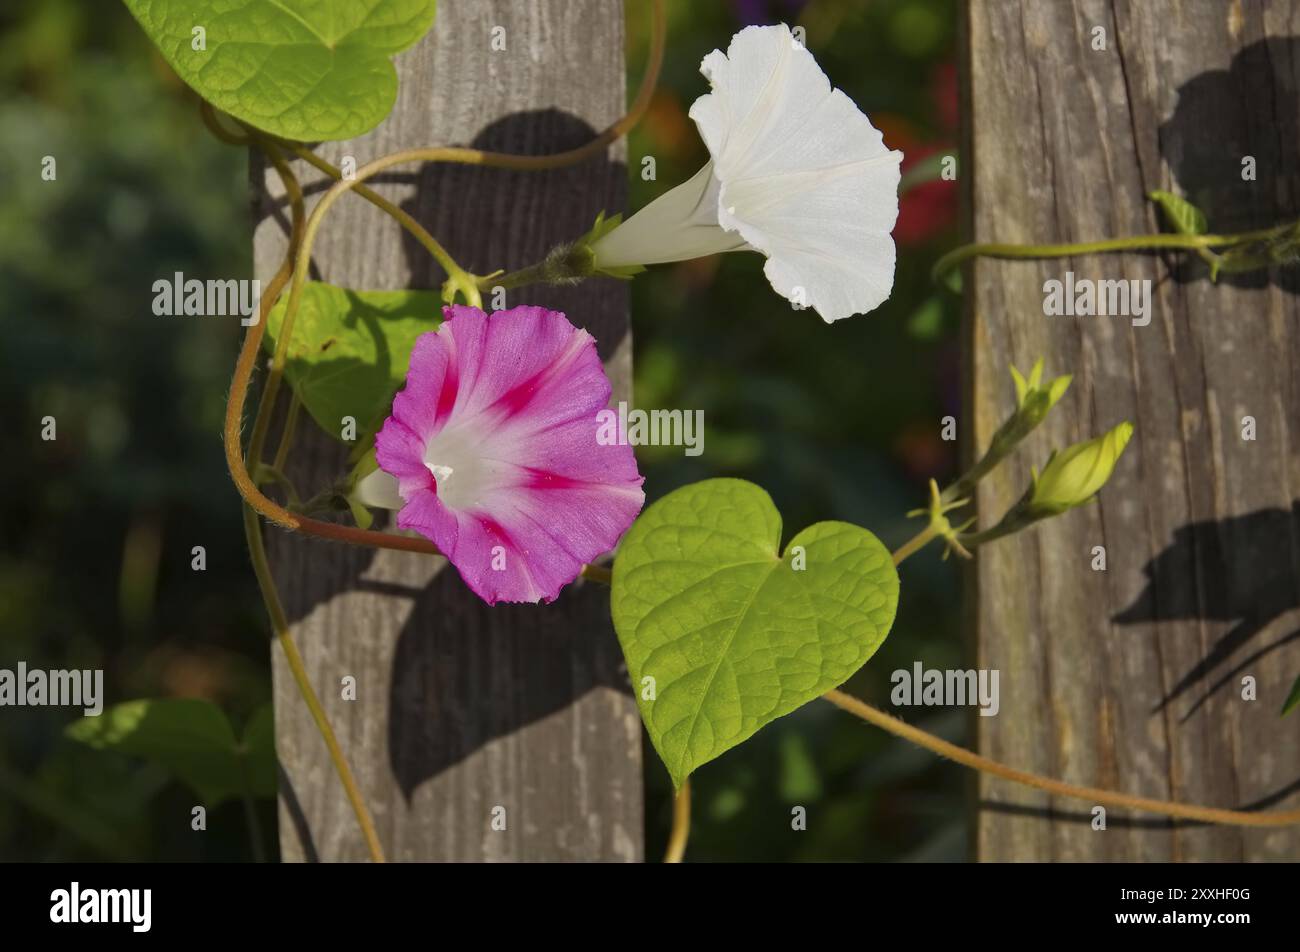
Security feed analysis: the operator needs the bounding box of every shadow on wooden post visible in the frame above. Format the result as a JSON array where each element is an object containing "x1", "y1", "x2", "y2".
[
  {"x1": 964, "y1": 0, "x2": 1300, "y2": 861},
  {"x1": 252, "y1": 0, "x2": 643, "y2": 862}
]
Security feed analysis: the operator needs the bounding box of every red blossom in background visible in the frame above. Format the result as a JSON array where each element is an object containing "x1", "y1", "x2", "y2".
[{"x1": 879, "y1": 62, "x2": 959, "y2": 247}]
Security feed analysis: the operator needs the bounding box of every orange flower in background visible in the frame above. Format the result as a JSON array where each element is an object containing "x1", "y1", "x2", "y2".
[{"x1": 641, "y1": 89, "x2": 702, "y2": 164}]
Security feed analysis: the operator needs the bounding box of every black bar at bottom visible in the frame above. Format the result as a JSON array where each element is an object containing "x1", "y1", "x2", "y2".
[{"x1": 1, "y1": 861, "x2": 1293, "y2": 938}]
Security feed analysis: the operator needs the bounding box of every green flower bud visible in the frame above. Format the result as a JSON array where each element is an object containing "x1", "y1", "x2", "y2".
[
  {"x1": 1008, "y1": 358, "x2": 1071, "y2": 432},
  {"x1": 942, "y1": 359, "x2": 1071, "y2": 506},
  {"x1": 1027, "y1": 421, "x2": 1134, "y2": 517}
]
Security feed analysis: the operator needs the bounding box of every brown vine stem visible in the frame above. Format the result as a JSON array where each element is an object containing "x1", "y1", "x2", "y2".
[
  {"x1": 244, "y1": 506, "x2": 387, "y2": 861},
  {"x1": 221, "y1": 0, "x2": 664, "y2": 578},
  {"x1": 236, "y1": 145, "x2": 386, "y2": 862},
  {"x1": 819, "y1": 533, "x2": 1300, "y2": 829},
  {"x1": 822, "y1": 688, "x2": 1300, "y2": 828},
  {"x1": 245, "y1": 141, "x2": 301, "y2": 480}
]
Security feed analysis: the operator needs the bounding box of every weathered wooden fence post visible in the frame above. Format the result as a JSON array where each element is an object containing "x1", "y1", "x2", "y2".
[
  {"x1": 965, "y1": 0, "x2": 1300, "y2": 860},
  {"x1": 253, "y1": 0, "x2": 642, "y2": 862}
]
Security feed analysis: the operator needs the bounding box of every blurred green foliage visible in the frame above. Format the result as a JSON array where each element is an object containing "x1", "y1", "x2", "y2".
[
  {"x1": 0, "y1": 0, "x2": 272, "y2": 860},
  {"x1": 67, "y1": 699, "x2": 276, "y2": 808},
  {"x1": 1, "y1": 0, "x2": 962, "y2": 862}
]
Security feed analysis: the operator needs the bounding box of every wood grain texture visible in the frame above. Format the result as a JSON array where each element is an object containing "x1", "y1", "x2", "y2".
[
  {"x1": 966, "y1": 0, "x2": 1300, "y2": 860},
  {"x1": 251, "y1": 0, "x2": 642, "y2": 862}
]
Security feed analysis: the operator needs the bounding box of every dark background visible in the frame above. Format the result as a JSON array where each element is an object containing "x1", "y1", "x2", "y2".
[{"x1": 0, "y1": 0, "x2": 963, "y2": 862}]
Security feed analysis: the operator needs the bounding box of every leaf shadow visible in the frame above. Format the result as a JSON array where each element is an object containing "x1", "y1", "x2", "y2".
[
  {"x1": 385, "y1": 108, "x2": 634, "y2": 796},
  {"x1": 1157, "y1": 36, "x2": 1300, "y2": 292},
  {"x1": 1112, "y1": 505, "x2": 1300, "y2": 720},
  {"x1": 396, "y1": 107, "x2": 632, "y2": 362},
  {"x1": 384, "y1": 568, "x2": 631, "y2": 800}
]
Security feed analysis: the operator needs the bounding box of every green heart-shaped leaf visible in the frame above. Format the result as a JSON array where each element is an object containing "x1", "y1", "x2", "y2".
[
  {"x1": 612, "y1": 479, "x2": 899, "y2": 788},
  {"x1": 123, "y1": 0, "x2": 438, "y2": 141},
  {"x1": 264, "y1": 281, "x2": 440, "y2": 442}
]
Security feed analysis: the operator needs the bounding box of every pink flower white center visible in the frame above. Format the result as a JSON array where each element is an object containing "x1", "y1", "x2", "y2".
[{"x1": 367, "y1": 304, "x2": 644, "y2": 605}]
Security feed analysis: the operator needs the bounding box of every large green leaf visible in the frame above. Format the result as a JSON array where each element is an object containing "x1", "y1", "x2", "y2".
[
  {"x1": 612, "y1": 479, "x2": 900, "y2": 788},
  {"x1": 66, "y1": 699, "x2": 276, "y2": 806},
  {"x1": 123, "y1": 0, "x2": 438, "y2": 141},
  {"x1": 264, "y1": 281, "x2": 440, "y2": 442}
]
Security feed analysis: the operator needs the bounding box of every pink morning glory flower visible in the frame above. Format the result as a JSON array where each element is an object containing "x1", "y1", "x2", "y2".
[{"x1": 355, "y1": 304, "x2": 644, "y2": 605}]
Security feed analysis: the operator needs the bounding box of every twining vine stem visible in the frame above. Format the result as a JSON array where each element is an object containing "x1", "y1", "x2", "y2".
[
  {"x1": 931, "y1": 220, "x2": 1297, "y2": 284},
  {"x1": 243, "y1": 505, "x2": 387, "y2": 862},
  {"x1": 233, "y1": 142, "x2": 387, "y2": 863},
  {"x1": 824, "y1": 531, "x2": 1300, "y2": 828},
  {"x1": 822, "y1": 688, "x2": 1300, "y2": 829},
  {"x1": 211, "y1": 0, "x2": 666, "y2": 861}
]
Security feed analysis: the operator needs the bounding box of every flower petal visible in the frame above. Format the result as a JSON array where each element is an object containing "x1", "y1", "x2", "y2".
[
  {"x1": 590, "y1": 164, "x2": 750, "y2": 270},
  {"x1": 375, "y1": 304, "x2": 644, "y2": 604},
  {"x1": 374, "y1": 415, "x2": 435, "y2": 499},
  {"x1": 690, "y1": 23, "x2": 902, "y2": 322},
  {"x1": 353, "y1": 467, "x2": 404, "y2": 510}
]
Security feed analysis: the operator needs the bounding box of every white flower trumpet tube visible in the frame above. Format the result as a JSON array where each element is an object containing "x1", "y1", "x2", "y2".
[{"x1": 591, "y1": 23, "x2": 903, "y2": 323}]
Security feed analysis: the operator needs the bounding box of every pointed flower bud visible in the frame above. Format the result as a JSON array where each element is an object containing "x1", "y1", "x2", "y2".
[
  {"x1": 1008, "y1": 358, "x2": 1071, "y2": 432},
  {"x1": 1026, "y1": 421, "x2": 1134, "y2": 517},
  {"x1": 943, "y1": 358, "x2": 1072, "y2": 505}
]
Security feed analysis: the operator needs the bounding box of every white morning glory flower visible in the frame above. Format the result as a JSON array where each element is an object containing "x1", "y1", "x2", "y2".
[{"x1": 591, "y1": 23, "x2": 903, "y2": 323}]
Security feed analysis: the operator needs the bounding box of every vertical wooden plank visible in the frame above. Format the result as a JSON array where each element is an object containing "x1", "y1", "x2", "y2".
[
  {"x1": 252, "y1": 0, "x2": 642, "y2": 861},
  {"x1": 967, "y1": 0, "x2": 1300, "y2": 860}
]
